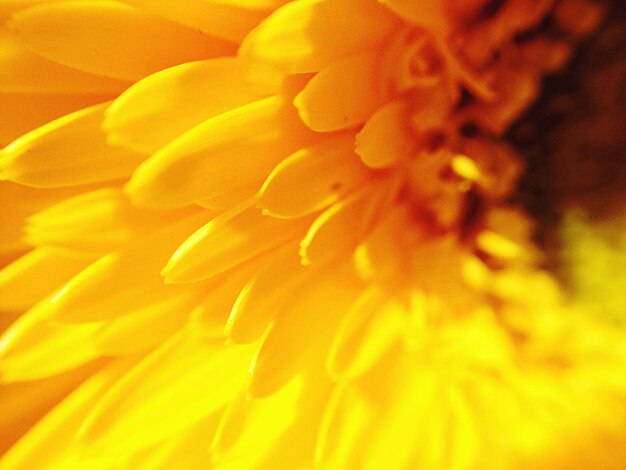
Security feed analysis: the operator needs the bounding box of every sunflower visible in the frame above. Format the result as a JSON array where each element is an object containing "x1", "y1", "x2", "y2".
[{"x1": 1, "y1": 0, "x2": 625, "y2": 468}]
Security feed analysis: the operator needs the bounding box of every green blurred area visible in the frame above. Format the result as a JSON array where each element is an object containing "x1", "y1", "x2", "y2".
[{"x1": 560, "y1": 211, "x2": 626, "y2": 325}]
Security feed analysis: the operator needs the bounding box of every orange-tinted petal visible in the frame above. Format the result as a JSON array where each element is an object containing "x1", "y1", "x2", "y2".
[
  {"x1": 239, "y1": 0, "x2": 395, "y2": 73},
  {"x1": 126, "y1": 96, "x2": 314, "y2": 208},
  {"x1": 294, "y1": 51, "x2": 387, "y2": 132},
  {"x1": 105, "y1": 58, "x2": 264, "y2": 154},
  {"x1": 1, "y1": 103, "x2": 145, "y2": 187},
  {"x1": 356, "y1": 98, "x2": 416, "y2": 168},
  {"x1": 9, "y1": 1, "x2": 236, "y2": 81},
  {"x1": 258, "y1": 133, "x2": 370, "y2": 218},
  {"x1": 164, "y1": 203, "x2": 307, "y2": 284}
]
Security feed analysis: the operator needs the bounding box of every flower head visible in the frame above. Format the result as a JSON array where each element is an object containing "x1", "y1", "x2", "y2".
[{"x1": 0, "y1": 0, "x2": 625, "y2": 468}]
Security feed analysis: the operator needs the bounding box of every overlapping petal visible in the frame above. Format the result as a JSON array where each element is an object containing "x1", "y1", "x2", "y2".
[{"x1": 0, "y1": 0, "x2": 624, "y2": 468}]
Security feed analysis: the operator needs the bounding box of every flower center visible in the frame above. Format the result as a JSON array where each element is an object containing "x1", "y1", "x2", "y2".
[{"x1": 358, "y1": 0, "x2": 619, "y2": 305}]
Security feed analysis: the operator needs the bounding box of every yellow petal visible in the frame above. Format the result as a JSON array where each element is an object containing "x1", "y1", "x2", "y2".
[
  {"x1": 163, "y1": 202, "x2": 307, "y2": 284},
  {"x1": 93, "y1": 291, "x2": 199, "y2": 356},
  {"x1": 353, "y1": 204, "x2": 411, "y2": 280},
  {"x1": 239, "y1": 0, "x2": 395, "y2": 73},
  {"x1": 327, "y1": 285, "x2": 404, "y2": 379},
  {"x1": 197, "y1": 182, "x2": 262, "y2": 212},
  {"x1": 0, "y1": 92, "x2": 112, "y2": 145},
  {"x1": 0, "y1": 181, "x2": 99, "y2": 254},
  {"x1": 78, "y1": 332, "x2": 254, "y2": 452},
  {"x1": 446, "y1": 386, "x2": 481, "y2": 470},
  {"x1": 0, "y1": 28, "x2": 129, "y2": 94},
  {"x1": 1, "y1": 102, "x2": 145, "y2": 188},
  {"x1": 294, "y1": 52, "x2": 386, "y2": 131},
  {"x1": 120, "y1": 0, "x2": 267, "y2": 42},
  {"x1": 237, "y1": 58, "x2": 288, "y2": 95},
  {"x1": 356, "y1": 98, "x2": 416, "y2": 168},
  {"x1": 8, "y1": 1, "x2": 236, "y2": 81},
  {"x1": 0, "y1": 360, "x2": 137, "y2": 470},
  {"x1": 243, "y1": 372, "x2": 332, "y2": 468},
  {"x1": 105, "y1": 58, "x2": 264, "y2": 154},
  {"x1": 0, "y1": 362, "x2": 97, "y2": 458},
  {"x1": 247, "y1": 266, "x2": 358, "y2": 397},
  {"x1": 258, "y1": 133, "x2": 370, "y2": 218},
  {"x1": 0, "y1": 248, "x2": 93, "y2": 311},
  {"x1": 315, "y1": 384, "x2": 373, "y2": 469},
  {"x1": 25, "y1": 188, "x2": 194, "y2": 255},
  {"x1": 0, "y1": 249, "x2": 22, "y2": 266},
  {"x1": 380, "y1": 0, "x2": 449, "y2": 33},
  {"x1": 363, "y1": 361, "x2": 441, "y2": 470},
  {"x1": 189, "y1": 259, "x2": 264, "y2": 338},
  {"x1": 203, "y1": 0, "x2": 288, "y2": 9},
  {"x1": 126, "y1": 415, "x2": 221, "y2": 470},
  {"x1": 212, "y1": 375, "x2": 304, "y2": 467},
  {"x1": 24, "y1": 188, "x2": 137, "y2": 254},
  {"x1": 126, "y1": 96, "x2": 314, "y2": 208},
  {"x1": 300, "y1": 177, "x2": 399, "y2": 265},
  {"x1": 0, "y1": 1, "x2": 66, "y2": 20},
  {"x1": 226, "y1": 243, "x2": 311, "y2": 344},
  {"x1": 40, "y1": 212, "x2": 211, "y2": 323},
  {"x1": 209, "y1": 389, "x2": 251, "y2": 457},
  {"x1": 0, "y1": 306, "x2": 101, "y2": 381}
]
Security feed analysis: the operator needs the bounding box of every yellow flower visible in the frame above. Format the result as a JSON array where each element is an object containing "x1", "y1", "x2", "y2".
[{"x1": 0, "y1": 0, "x2": 625, "y2": 468}]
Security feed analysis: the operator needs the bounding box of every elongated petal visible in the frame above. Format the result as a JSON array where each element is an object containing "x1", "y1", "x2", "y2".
[
  {"x1": 327, "y1": 286, "x2": 404, "y2": 379},
  {"x1": 78, "y1": 332, "x2": 255, "y2": 452},
  {"x1": 189, "y1": 259, "x2": 264, "y2": 337},
  {"x1": 25, "y1": 188, "x2": 194, "y2": 255},
  {"x1": 239, "y1": 0, "x2": 395, "y2": 73},
  {"x1": 1, "y1": 103, "x2": 145, "y2": 187},
  {"x1": 0, "y1": 362, "x2": 97, "y2": 458},
  {"x1": 294, "y1": 52, "x2": 386, "y2": 131},
  {"x1": 40, "y1": 212, "x2": 211, "y2": 323},
  {"x1": 0, "y1": 360, "x2": 138, "y2": 470},
  {"x1": 0, "y1": 28, "x2": 129, "y2": 94},
  {"x1": 380, "y1": 0, "x2": 448, "y2": 33},
  {"x1": 93, "y1": 291, "x2": 197, "y2": 356},
  {"x1": 356, "y1": 98, "x2": 416, "y2": 168},
  {"x1": 0, "y1": 92, "x2": 112, "y2": 145},
  {"x1": 212, "y1": 375, "x2": 304, "y2": 466},
  {"x1": 226, "y1": 243, "x2": 311, "y2": 343},
  {"x1": 315, "y1": 385, "x2": 374, "y2": 469},
  {"x1": 0, "y1": 248, "x2": 93, "y2": 311},
  {"x1": 354, "y1": 204, "x2": 411, "y2": 280},
  {"x1": 120, "y1": 0, "x2": 267, "y2": 42},
  {"x1": 0, "y1": 307, "x2": 101, "y2": 381},
  {"x1": 203, "y1": 0, "x2": 288, "y2": 9},
  {"x1": 363, "y1": 359, "x2": 441, "y2": 470},
  {"x1": 300, "y1": 178, "x2": 398, "y2": 265},
  {"x1": 126, "y1": 415, "x2": 221, "y2": 470},
  {"x1": 126, "y1": 96, "x2": 314, "y2": 208},
  {"x1": 0, "y1": 181, "x2": 99, "y2": 254},
  {"x1": 248, "y1": 267, "x2": 358, "y2": 397},
  {"x1": 209, "y1": 389, "x2": 250, "y2": 457},
  {"x1": 258, "y1": 133, "x2": 370, "y2": 218},
  {"x1": 197, "y1": 182, "x2": 262, "y2": 212},
  {"x1": 105, "y1": 58, "x2": 263, "y2": 154},
  {"x1": 0, "y1": 1, "x2": 67, "y2": 20},
  {"x1": 164, "y1": 203, "x2": 307, "y2": 284},
  {"x1": 24, "y1": 189, "x2": 137, "y2": 254},
  {"x1": 8, "y1": 1, "x2": 236, "y2": 81}
]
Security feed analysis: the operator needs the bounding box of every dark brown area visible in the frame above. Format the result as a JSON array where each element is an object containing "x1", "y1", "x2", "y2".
[{"x1": 508, "y1": 0, "x2": 626, "y2": 273}]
